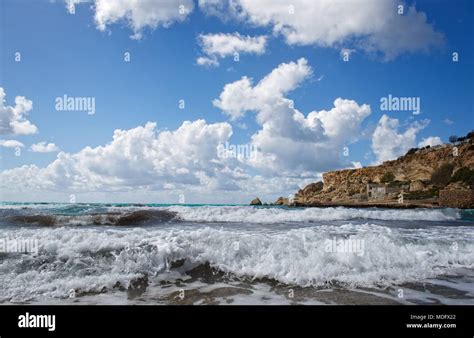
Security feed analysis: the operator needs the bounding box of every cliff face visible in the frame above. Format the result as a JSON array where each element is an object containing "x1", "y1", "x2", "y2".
[{"x1": 294, "y1": 138, "x2": 474, "y2": 208}]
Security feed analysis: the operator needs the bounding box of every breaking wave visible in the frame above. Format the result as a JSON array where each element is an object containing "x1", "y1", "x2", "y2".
[
  {"x1": 168, "y1": 205, "x2": 461, "y2": 223},
  {"x1": 0, "y1": 223, "x2": 472, "y2": 302}
]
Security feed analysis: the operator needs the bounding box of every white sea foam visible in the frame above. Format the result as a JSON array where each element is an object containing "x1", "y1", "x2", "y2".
[
  {"x1": 0, "y1": 223, "x2": 472, "y2": 302},
  {"x1": 0, "y1": 204, "x2": 462, "y2": 225},
  {"x1": 168, "y1": 205, "x2": 461, "y2": 223}
]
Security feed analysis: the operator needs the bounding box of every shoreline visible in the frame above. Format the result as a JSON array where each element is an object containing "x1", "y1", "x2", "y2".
[
  {"x1": 290, "y1": 201, "x2": 442, "y2": 209},
  {"x1": 1, "y1": 200, "x2": 471, "y2": 210}
]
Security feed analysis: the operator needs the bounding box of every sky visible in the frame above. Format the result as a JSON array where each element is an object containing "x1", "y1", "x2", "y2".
[{"x1": 0, "y1": 0, "x2": 473, "y2": 204}]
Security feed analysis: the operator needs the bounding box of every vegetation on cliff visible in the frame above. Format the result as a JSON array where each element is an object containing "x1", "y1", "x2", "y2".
[{"x1": 293, "y1": 130, "x2": 474, "y2": 208}]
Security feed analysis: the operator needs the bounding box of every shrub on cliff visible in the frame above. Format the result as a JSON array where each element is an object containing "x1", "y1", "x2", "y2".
[
  {"x1": 381, "y1": 172, "x2": 395, "y2": 183},
  {"x1": 430, "y1": 163, "x2": 454, "y2": 187},
  {"x1": 405, "y1": 187, "x2": 439, "y2": 200},
  {"x1": 449, "y1": 135, "x2": 458, "y2": 143},
  {"x1": 450, "y1": 167, "x2": 474, "y2": 187},
  {"x1": 388, "y1": 180, "x2": 408, "y2": 188}
]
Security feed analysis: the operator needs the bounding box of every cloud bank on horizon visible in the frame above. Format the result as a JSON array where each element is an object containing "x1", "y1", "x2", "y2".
[{"x1": 1, "y1": 0, "x2": 470, "y2": 203}]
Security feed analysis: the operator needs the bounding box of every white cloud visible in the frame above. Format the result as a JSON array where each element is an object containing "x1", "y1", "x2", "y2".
[
  {"x1": 372, "y1": 114, "x2": 429, "y2": 163},
  {"x1": 64, "y1": 0, "x2": 194, "y2": 39},
  {"x1": 197, "y1": 32, "x2": 267, "y2": 67},
  {"x1": 213, "y1": 58, "x2": 312, "y2": 120},
  {"x1": 30, "y1": 142, "x2": 60, "y2": 153},
  {"x1": 0, "y1": 140, "x2": 24, "y2": 148},
  {"x1": 1, "y1": 120, "x2": 233, "y2": 194},
  {"x1": 214, "y1": 58, "x2": 371, "y2": 174},
  {"x1": 418, "y1": 136, "x2": 443, "y2": 148},
  {"x1": 63, "y1": 1, "x2": 443, "y2": 58},
  {"x1": 198, "y1": 0, "x2": 237, "y2": 19},
  {"x1": 64, "y1": 0, "x2": 88, "y2": 14},
  {"x1": 248, "y1": 98, "x2": 371, "y2": 174},
  {"x1": 196, "y1": 56, "x2": 220, "y2": 67},
  {"x1": 443, "y1": 118, "x2": 454, "y2": 125},
  {"x1": 199, "y1": 0, "x2": 443, "y2": 60},
  {"x1": 1, "y1": 117, "x2": 317, "y2": 203},
  {"x1": 0, "y1": 87, "x2": 38, "y2": 135}
]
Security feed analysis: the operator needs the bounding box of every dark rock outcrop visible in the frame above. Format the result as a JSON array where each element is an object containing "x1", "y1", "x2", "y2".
[{"x1": 250, "y1": 197, "x2": 262, "y2": 205}]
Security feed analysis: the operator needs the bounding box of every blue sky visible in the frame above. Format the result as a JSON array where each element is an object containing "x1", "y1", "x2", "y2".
[{"x1": 0, "y1": 0, "x2": 473, "y2": 203}]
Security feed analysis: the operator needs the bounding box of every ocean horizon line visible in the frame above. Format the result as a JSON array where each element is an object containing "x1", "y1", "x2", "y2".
[{"x1": 0, "y1": 201, "x2": 249, "y2": 207}]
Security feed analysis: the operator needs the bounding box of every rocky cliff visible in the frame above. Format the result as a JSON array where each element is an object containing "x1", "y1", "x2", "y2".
[{"x1": 294, "y1": 134, "x2": 474, "y2": 208}]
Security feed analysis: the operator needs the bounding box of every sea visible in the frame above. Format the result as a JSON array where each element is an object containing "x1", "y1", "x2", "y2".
[{"x1": 0, "y1": 202, "x2": 473, "y2": 305}]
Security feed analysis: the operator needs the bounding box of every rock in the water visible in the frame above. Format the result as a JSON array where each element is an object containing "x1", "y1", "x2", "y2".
[
  {"x1": 250, "y1": 197, "x2": 262, "y2": 205},
  {"x1": 274, "y1": 197, "x2": 289, "y2": 205}
]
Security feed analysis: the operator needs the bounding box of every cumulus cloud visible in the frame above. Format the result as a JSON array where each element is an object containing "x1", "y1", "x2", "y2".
[
  {"x1": 213, "y1": 58, "x2": 312, "y2": 120},
  {"x1": 199, "y1": 0, "x2": 444, "y2": 60},
  {"x1": 214, "y1": 58, "x2": 371, "y2": 174},
  {"x1": 0, "y1": 140, "x2": 24, "y2": 148},
  {"x1": 197, "y1": 32, "x2": 267, "y2": 67},
  {"x1": 372, "y1": 114, "x2": 429, "y2": 163},
  {"x1": 64, "y1": 0, "x2": 194, "y2": 39},
  {"x1": 1, "y1": 120, "x2": 233, "y2": 194},
  {"x1": 418, "y1": 136, "x2": 443, "y2": 148},
  {"x1": 30, "y1": 142, "x2": 60, "y2": 153},
  {"x1": 0, "y1": 88, "x2": 38, "y2": 135},
  {"x1": 248, "y1": 98, "x2": 371, "y2": 174},
  {"x1": 1, "y1": 103, "x2": 367, "y2": 202}
]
